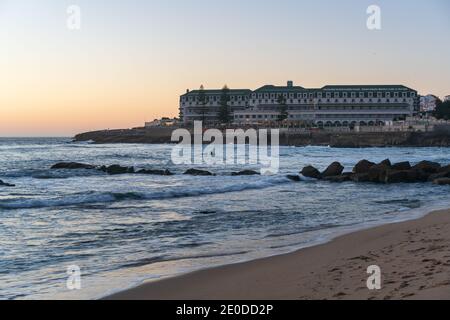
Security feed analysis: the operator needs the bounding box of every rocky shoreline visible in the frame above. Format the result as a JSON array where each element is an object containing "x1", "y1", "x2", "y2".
[
  {"x1": 299, "y1": 159, "x2": 450, "y2": 185},
  {"x1": 73, "y1": 127, "x2": 450, "y2": 147},
  {"x1": 2, "y1": 159, "x2": 449, "y2": 188}
]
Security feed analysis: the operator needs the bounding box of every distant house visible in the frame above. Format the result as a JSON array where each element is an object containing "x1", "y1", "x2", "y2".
[
  {"x1": 444, "y1": 95, "x2": 450, "y2": 102},
  {"x1": 145, "y1": 117, "x2": 179, "y2": 128},
  {"x1": 420, "y1": 94, "x2": 440, "y2": 113}
]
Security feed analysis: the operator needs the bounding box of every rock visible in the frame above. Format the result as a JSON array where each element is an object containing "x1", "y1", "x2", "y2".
[
  {"x1": 438, "y1": 164, "x2": 450, "y2": 173},
  {"x1": 433, "y1": 178, "x2": 450, "y2": 185},
  {"x1": 353, "y1": 160, "x2": 375, "y2": 174},
  {"x1": 391, "y1": 161, "x2": 412, "y2": 171},
  {"x1": 410, "y1": 169, "x2": 431, "y2": 182},
  {"x1": 367, "y1": 162, "x2": 391, "y2": 183},
  {"x1": 286, "y1": 175, "x2": 301, "y2": 182},
  {"x1": 137, "y1": 169, "x2": 173, "y2": 176},
  {"x1": 0, "y1": 180, "x2": 15, "y2": 187},
  {"x1": 413, "y1": 161, "x2": 441, "y2": 174},
  {"x1": 379, "y1": 159, "x2": 392, "y2": 167},
  {"x1": 231, "y1": 170, "x2": 260, "y2": 176},
  {"x1": 101, "y1": 165, "x2": 135, "y2": 175},
  {"x1": 350, "y1": 173, "x2": 371, "y2": 182},
  {"x1": 428, "y1": 166, "x2": 450, "y2": 181},
  {"x1": 323, "y1": 173, "x2": 352, "y2": 183},
  {"x1": 51, "y1": 162, "x2": 95, "y2": 170},
  {"x1": 384, "y1": 170, "x2": 413, "y2": 183},
  {"x1": 321, "y1": 162, "x2": 344, "y2": 178},
  {"x1": 300, "y1": 165, "x2": 321, "y2": 179},
  {"x1": 184, "y1": 169, "x2": 214, "y2": 176}
]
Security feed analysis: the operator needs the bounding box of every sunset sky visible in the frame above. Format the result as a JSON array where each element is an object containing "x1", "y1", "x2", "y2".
[{"x1": 1, "y1": 0, "x2": 449, "y2": 136}]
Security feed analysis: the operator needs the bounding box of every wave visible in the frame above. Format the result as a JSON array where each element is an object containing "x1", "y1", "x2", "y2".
[
  {"x1": 0, "y1": 176, "x2": 291, "y2": 209},
  {"x1": 119, "y1": 251, "x2": 250, "y2": 269},
  {"x1": 0, "y1": 168, "x2": 104, "y2": 179}
]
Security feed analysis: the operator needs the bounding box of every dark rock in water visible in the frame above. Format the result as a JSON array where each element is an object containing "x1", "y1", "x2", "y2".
[
  {"x1": 101, "y1": 165, "x2": 135, "y2": 175},
  {"x1": 323, "y1": 173, "x2": 352, "y2": 183},
  {"x1": 367, "y1": 162, "x2": 391, "y2": 183},
  {"x1": 0, "y1": 180, "x2": 15, "y2": 187},
  {"x1": 433, "y1": 178, "x2": 450, "y2": 185},
  {"x1": 428, "y1": 166, "x2": 450, "y2": 181},
  {"x1": 411, "y1": 169, "x2": 431, "y2": 182},
  {"x1": 353, "y1": 160, "x2": 375, "y2": 174},
  {"x1": 321, "y1": 162, "x2": 344, "y2": 178},
  {"x1": 350, "y1": 173, "x2": 371, "y2": 182},
  {"x1": 231, "y1": 170, "x2": 260, "y2": 176},
  {"x1": 379, "y1": 159, "x2": 392, "y2": 167},
  {"x1": 286, "y1": 175, "x2": 301, "y2": 182},
  {"x1": 301, "y1": 166, "x2": 321, "y2": 179},
  {"x1": 391, "y1": 161, "x2": 412, "y2": 171},
  {"x1": 413, "y1": 161, "x2": 441, "y2": 174},
  {"x1": 51, "y1": 162, "x2": 95, "y2": 170},
  {"x1": 184, "y1": 169, "x2": 214, "y2": 176},
  {"x1": 384, "y1": 170, "x2": 413, "y2": 183},
  {"x1": 137, "y1": 169, "x2": 173, "y2": 176},
  {"x1": 438, "y1": 164, "x2": 450, "y2": 173}
]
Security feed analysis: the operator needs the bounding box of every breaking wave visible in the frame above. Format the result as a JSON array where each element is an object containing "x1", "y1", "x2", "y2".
[{"x1": 0, "y1": 176, "x2": 291, "y2": 209}]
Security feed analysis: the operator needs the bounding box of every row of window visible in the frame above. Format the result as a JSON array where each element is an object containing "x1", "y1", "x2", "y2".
[
  {"x1": 316, "y1": 114, "x2": 405, "y2": 119},
  {"x1": 233, "y1": 113, "x2": 403, "y2": 120},
  {"x1": 252, "y1": 98, "x2": 411, "y2": 104},
  {"x1": 252, "y1": 91, "x2": 415, "y2": 99},
  {"x1": 181, "y1": 91, "x2": 416, "y2": 102}
]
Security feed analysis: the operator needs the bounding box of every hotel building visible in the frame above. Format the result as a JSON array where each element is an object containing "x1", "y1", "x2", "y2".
[{"x1": 180, "y1": 82, "x2": 419, "y2": 127}]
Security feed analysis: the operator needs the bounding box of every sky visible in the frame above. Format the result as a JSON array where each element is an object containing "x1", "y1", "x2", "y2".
[{"x1": 0, "y1": 0, "x2": 449, "y2": 137}]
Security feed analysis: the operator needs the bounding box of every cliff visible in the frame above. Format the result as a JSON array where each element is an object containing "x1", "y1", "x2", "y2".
[{"x1": 74, "y1": 127, "x2": 450, "y2": 148}]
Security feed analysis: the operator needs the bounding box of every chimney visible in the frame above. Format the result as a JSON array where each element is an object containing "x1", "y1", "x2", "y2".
[
  {"x1": 287, "y1": 81, "x2": 293, "y2": 87},
  {"x1": 186, "y1": 89, "x2": 190, "y2": 93}
]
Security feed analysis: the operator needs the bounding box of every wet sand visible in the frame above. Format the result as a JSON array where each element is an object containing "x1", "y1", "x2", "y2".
[{"x1": 106, "y1": 209, "x2": 450, "y2": 300}]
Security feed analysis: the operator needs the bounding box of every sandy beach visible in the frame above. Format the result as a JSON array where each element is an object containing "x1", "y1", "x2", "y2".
[{"x1": 106, "y1": 209, "x2": 450, "y2": 300}]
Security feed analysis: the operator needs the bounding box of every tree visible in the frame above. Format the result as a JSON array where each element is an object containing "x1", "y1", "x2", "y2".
[
  {"x1": 434, "y1": 99, "x2": 450, "y2": 120},
  {"x1": 218, "y1": 85, "x2": 231, "y2": 125},
  {"x1": 277, "y1": 94, "x2": 289, "y2": 123},
  {"x1": 197, "y1": 85, "x2": 208, "y2": 123}
]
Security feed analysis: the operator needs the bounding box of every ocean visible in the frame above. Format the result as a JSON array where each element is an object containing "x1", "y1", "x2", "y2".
[{"x1": 1, "y1": 137, "x2": 449, "y2": 299}]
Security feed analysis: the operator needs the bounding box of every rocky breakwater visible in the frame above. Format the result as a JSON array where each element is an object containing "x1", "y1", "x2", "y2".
[{"x1": 301, "y1": 159, "x2": 450, "y2": 185}]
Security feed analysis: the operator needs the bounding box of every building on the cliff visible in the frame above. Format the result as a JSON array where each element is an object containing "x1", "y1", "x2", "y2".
[
  {"x1": 444, "y1": 95, "x2": 450, "y2": 102},
  {"x1": 420, "y1": 94, "x2": 440, "y2": 113},
  {"x1": 180, "y1": 82, "x2": 419, "y2": 127}
]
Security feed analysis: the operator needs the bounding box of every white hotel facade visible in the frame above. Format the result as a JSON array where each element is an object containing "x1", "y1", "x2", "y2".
[{"x1": 180, "y1": 82, "x2": 419, "y2": 127}]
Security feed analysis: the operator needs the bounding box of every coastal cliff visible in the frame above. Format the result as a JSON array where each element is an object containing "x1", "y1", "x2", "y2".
[{"x1": 74, "y1": 127, "x2": 450, "y2": 147}]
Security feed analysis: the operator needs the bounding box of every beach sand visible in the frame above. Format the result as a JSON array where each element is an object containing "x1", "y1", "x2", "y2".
[{"x1": 106, "y1": 209, "x2": 450, "y2": 300}]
